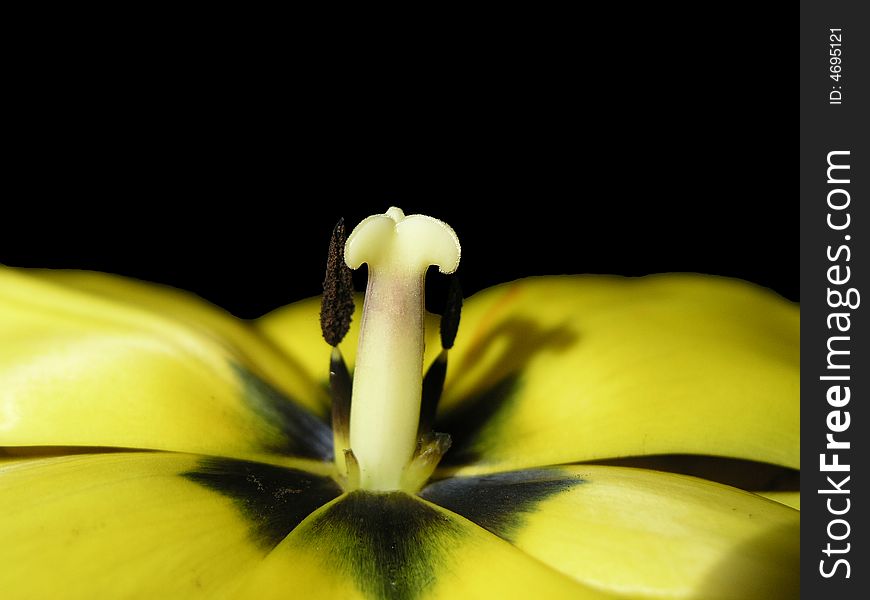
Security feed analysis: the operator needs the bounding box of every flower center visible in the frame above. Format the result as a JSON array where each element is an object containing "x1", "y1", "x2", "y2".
[{"x1": 321, "y1": 207, "x2": 461, "y2": 492}]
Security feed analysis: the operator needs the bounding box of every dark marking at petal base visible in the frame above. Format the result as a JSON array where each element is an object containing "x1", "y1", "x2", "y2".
[
  {"x1": 183, "y1": 457, "x2": 342, "y2": 549},
  {"x1": 234, "y1": 363, "x2": 334, "y2": 460},
  {"x1": 420, "y1": 469, "x2": 583, "y2": 542},
  {"x1": 436, "y1": 374, "x2": 521, "y2": 465},
  {"x1": 297, "y1": 491, "x2": 461, "y2": 600},
  {"x1": 438, "y1": 317, "x2": 578, "y2": 466}
]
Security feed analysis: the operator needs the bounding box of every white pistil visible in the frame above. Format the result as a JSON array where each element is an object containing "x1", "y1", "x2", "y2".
[{"x1": 345, "y1": 207, "x2": 460, "y2": 490}]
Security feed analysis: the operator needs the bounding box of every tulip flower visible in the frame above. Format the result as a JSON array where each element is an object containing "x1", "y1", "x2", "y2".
[{"x1": 0, "y1": 207, "x2": 798, "y2": 599}]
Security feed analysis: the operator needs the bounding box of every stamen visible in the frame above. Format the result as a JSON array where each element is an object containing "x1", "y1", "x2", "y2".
[
  {"x1": 321, "y1": 218, "x2": 355, "y2": 477},
  {"x1": 401, "y1": 432, "x2": 452, "y2": 492},
  {"x1": 320, "y1": 218, "x2": 355, "y2": 347},
  {"x1": 329, "y1": 347, "x2": 352, "y2": 467},
  {"x1": 419, "y1": 276, "x2": 462, "y2": 436},
  {"x1": 418, "y1": 351, "x2": 447, "y2": 437},
  {"x1": 342, "y1": 449, "x2": 361, "y2": 491}
]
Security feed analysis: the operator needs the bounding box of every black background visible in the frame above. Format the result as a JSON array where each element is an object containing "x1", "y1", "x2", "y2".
[{"x1": 2, "y1": 13, "x2": 795, "y2": 319}]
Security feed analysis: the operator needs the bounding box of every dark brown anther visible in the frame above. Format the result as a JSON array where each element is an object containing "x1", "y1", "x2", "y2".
[{"x1": 320, "y1": 218, "x2": 355, "y2": 347}]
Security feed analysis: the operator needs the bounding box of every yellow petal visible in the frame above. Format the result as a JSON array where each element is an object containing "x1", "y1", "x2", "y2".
[
  {"x1": 35, "y1": 268, "x2": 328, "y2": 412},
  {"x1": 421, "y1": 465, "x2": 799, "y2": 599},
  {"x1": 0, "y1": 452, "x2": 342, "y2": 598},
  {"x1": 236, "y1": 490, "x2": 616, "y2": 600},
  {"x1": 0, "y1": 268, "x2": 331, "y2": 465},
  {"x1": 257, "y1": 295, "x2": 344, "y2": 416},
  {"x1": 435, "y1": 275, "x2": 799, "y2": 475}
]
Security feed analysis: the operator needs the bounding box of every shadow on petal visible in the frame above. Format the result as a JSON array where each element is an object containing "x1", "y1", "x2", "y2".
[
  {"x1": 438, "y1": 318, "x2": 578, "y2": 465},
  {"x1": 450, "y1": 316, "x2": 579, "y2": 393},
  {"x1": 695, "y1": 519, "x2": 800, "y2": 600},
  {"x1": 589, "y1": 454, "x2": 799, "y2": 493}
]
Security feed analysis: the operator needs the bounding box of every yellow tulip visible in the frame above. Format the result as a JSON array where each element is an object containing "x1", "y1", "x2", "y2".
[{"x1": 0, "y1": 208, "x2": 798, "y2": 599}]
